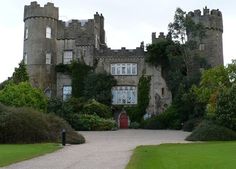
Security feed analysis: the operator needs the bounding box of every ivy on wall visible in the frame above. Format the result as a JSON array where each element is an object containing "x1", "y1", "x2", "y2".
[{"x1": 127, "y1": 75, "x2": 151, "y2": 122}]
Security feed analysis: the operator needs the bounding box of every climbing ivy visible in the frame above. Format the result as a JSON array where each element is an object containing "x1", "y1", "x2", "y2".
[{"x1": 127, "y1": 75, "x2": 151, "y2": 122}]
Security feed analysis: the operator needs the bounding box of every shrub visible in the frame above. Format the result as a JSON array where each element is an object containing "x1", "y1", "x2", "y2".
[
  {"x1": 182, "y1": 118, "x2": 202, "y2": 132},
  {"x1": 186, "y1": 120, "x2": 236, "y2": 141},
  {"x1": 82, "y1": 99, "x2": 112, "y2": 118},
  {"x1": 67, "y1": 114, "x2": 116, "y2": 131},
  {"x1": 0, "y1": 103, "x2": 85, "y2": 144},
  {"x1": 129, "y1": 122, "x2": 140, "y2": 129},
  {"x1": 141, "y1": 106, "x2": 181, "y2": 130},
  {"x1": 0, "y1": 82, "x2": 47, "y2": 111}
]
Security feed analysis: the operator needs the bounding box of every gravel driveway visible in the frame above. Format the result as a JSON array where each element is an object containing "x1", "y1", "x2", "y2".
[{"x1": 3, "y1": 129, "x2": 190, "y2": 169}]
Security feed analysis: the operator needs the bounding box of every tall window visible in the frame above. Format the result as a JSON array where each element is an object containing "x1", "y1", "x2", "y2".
[
  {"x1": 63, "y1": 86, "x2": 72, "y2": 101},
  {"x1": 25, "y1": 27, "x2": 28, "y2": 39},
  {"x1": 111, "y1": 63, "x2": 137, "y2": 75},
  {"x1": 24, "y1": 53, "x2": 27, "y2": 65},
  {"x1": 199, "y1": 44, "x2": 205, "y2": 51},
  {"x1": 46, "y1": 26, "x2": 51, "y2": 39},
  {"x1": 112, "y1": 86, "x2": 137, "y2": 105},
  {"x1": 46, "y1": 53, "x2": 51, "y2": 64},
  {"x1": 63, "y1": 51, "x2": 73, "y2": 64}
]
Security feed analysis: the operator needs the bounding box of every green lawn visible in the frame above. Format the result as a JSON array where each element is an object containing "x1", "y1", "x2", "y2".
[
  {"x1": 126, "y1": 142, "x2": 236, "y2": 169},
  {"x1": 0, "y1": 143, "x2": 61, "y2": 167}
]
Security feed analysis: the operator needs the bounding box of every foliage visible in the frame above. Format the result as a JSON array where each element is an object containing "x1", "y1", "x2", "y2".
[
  {"x1": 127, "y1": 75, "x2": 151, "y2": 122},
  {"x1": 0, "y1": 82, "x2": 47, "y2": 111},
  {"x1": 71, "y1": 61, "x2": 93, "y2": 98},
  {"x1": 186, "y1": 120, "x2": 236, "y2": 141},
  {"x1": 182, "y1": 118, "x2": 202, "y2": 132},
  {"x1": 215, "y1": 84, "x2": 236, "y2": 131},
  {"x1": 55, "y1": 63, "x2": 71, "y2": 74},
  {"x1": 67, "y1": 114, "x2": 116, "y2": 131},
  {"x1": 129, "y1": 122, "x2": 140, "y2": 129},
  {"x1": 83, "y1": 72, "x2": 117, "y2": 105},
  {"x1": 141, "y1": 105, "x2": 181, "y2": 130},
  {"x1": 82, "y1": 99, "x2": 112, "y2": 118},
  {"x1": 126, "y1": 142, "x2": 236, "y2": 169},
  {"x1": 0, "y1": 144, "x2": 60, "y2": 167},
  {"x1": 12, "y1": 61, "x2": 29, "y2": 84},
  {"x1": 0, "y1": 103, "x2": 85, "y2": 144}
]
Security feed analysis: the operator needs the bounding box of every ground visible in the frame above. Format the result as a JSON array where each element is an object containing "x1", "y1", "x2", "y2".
[{"x1": 2, "y1": 130, "x2": 189, "y2": 169}]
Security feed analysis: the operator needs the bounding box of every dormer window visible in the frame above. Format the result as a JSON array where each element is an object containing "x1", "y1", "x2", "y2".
[{"x1": 46, "y1": 26, "x2": 51, "y2": 39}]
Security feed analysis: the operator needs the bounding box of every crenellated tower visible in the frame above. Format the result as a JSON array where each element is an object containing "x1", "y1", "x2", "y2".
[
  {"x1": 187, "y1": 7, "x2": 224, "y2": 67},
  {"x1": 23, "y1": 1, "x2": 58, "y2": 96}
]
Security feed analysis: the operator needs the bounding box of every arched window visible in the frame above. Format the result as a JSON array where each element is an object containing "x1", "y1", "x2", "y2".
[{"x1": 46, "y1": 26, "x2": 51, "y2": 39}]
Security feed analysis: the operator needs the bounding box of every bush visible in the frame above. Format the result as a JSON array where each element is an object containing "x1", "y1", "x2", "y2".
[
  {"x1": 182, "y1": 118, "x2": 202, "y2": 132},
  {"x1": 82, "y1": 99, "x2": 112, "y2": 118},
  {"x1": 129, "y1": 122, "x2": 140, "y2": 129},
  {"x1": 0, "y1": 103, "x2": 85, "y2": 144},
  {"x1": 67, "y1": 114, "x2": 116, "y2": 131},
  {"x1": 141, "y1": 106, "x2": 181, "y2": 130},
  {"x1": 186, "y1": 120, "x2": 236, "y2": 141},
  {"x1": 0, "y1": 82, "x2": 47, "y2": 111}
]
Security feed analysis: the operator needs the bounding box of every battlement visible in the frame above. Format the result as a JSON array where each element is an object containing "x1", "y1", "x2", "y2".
[
  {"x1": 97, "y1": 42, "x2": 145, "y2": 58},
  {"x1": 188, "y1": 6, "x2": 222, "y2": 17},
  {"x1": 24, "y1": 1, "x2": 59, "y2": 21},
  {"x1": 187, "y1": 7, "x2": 223, "y2": 32}
]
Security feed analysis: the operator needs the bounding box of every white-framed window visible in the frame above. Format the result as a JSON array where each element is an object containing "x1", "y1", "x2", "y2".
[
  {"x1": 110, "y1": 63, "x2": 137, "y2": 75},
  {"x1": 25, "y1": 27, "x2": 28, "y2": 39},
  {"x1": 112, "y1": 86, "x2": 137, "y2": 105},
  {"x1": 46, "y1": 26, "x2": 51, "y2": 39},
  {"x1": 63, "y1": 51, "x2": 73, "y2": 64},
  {"x1": 63, "y1": 85, "x2": 72, "y2": 101},
  {"x1": 46, "y1": 53, "x2": 51, "y2": 64},
  {"x1": 24, "y1": 53, "x2": 27, "y2": 65}
]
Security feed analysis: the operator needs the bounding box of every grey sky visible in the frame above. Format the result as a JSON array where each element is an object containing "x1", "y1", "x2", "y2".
[{"x1": 0, "y1": 0, "x2": 235, "y2": 82}]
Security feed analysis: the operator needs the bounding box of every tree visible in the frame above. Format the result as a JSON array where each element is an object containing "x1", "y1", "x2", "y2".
[
  {"x1": 12, "y1": 61, "x2": 29, "y2": 84},
  {"x1": 0, "y1": 82, "x2": 47, "y2": 111}
]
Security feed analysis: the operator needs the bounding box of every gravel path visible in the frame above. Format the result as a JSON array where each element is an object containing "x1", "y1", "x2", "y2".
[{"x1": 3, "y1": 129, "x2": 190, "y2": 169}]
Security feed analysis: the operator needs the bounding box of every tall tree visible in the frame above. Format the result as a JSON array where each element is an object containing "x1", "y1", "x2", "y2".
[{"x1": 12, "y1": 61, "x2": 29, "y2": 84}]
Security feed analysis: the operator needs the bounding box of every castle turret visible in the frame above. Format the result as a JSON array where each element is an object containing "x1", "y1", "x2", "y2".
[
  {"x1": 23, "y1": 1, "x2": 58, "y2": 96},
  {"x1": 187, "y1": 7, "x2": 223, "y2": 67}
]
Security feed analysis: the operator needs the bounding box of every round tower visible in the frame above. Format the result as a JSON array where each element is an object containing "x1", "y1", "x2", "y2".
[
  {"x1": 187, "y1": 7, "x2": 223, "y2": 67},
  {"x1": 23, "y1": 1, "x2": 58, "y2": 96}
]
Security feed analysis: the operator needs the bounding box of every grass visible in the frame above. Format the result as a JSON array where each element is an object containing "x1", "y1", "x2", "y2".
[
  {"x1": 126, "y1": 142, "x2": 236, "y2": 169},
  {"x1": 0, "y1": 143, "x2": 61, "y2": 167}
]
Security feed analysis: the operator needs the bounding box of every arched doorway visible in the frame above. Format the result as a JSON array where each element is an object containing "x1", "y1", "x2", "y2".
[{"x1": 119, "y1": 112, "x2": 129, "y2": 129}]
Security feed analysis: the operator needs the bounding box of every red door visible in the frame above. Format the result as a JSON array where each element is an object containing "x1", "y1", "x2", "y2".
[{"x1": 119, "y1": 113, "x2": 128, "y2": 129}]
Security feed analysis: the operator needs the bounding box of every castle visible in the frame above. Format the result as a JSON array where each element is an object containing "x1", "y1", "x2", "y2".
[{"x1": 23, "y1": 2, "x2": 223, "y2": 121}]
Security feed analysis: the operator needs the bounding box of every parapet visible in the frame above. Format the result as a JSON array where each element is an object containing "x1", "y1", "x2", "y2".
[
  {"x1": 24, "y1": 1, "x2": 59, "y2": 21},
  {"x1": 187, "y1": 6, "x2": 222, "y2": 18}
]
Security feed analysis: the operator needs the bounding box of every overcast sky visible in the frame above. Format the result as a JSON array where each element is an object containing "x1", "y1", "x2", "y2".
[{"x1": 0, "y1": 0, "x2": 235, "y2": 83}]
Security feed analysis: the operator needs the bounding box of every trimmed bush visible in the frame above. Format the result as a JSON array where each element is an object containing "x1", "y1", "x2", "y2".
[
  {"x1": 67, "y1": 114, "x2": 116, "y2": 131},
  {"x1": 182, "y1": 118, "x2": 202, "y2": 132},
  {"x1": 0, "y1": 103, "x2": 85, "y2": 144},
  {"x1": 82, "y1": 99, "x2": 112, "y2": 118},
  {"x1": 141, "y1": 106, "x2": 181, "y2": 130},
  {"x1": 186, "y1": 120, "x2": 236, "y2": 141},
  {"x1": 129, "y1": 122, "x2": 140, "y2": 129}
]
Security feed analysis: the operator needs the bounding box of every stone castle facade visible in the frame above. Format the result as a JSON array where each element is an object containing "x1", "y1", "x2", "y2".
[{"x1": 23, "y1": 2, "x2": 223, "y2": 115}]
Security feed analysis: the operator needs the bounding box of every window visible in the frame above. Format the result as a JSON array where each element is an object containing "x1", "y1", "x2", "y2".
[
  {"x1": 199, "y1": 44, "x2": 205, "y2": 51},
  {"x1": 112, "y1": 86, "x2": 137, "y2": 105},
  {"x1": 110, "y1": 63, "x2": 137, "y2": 75},
  {"x1": 24, "y1": 53, "x2": 27, "y2": 65},
  {"x1": 63, "y1": 51, "x2": 73, "y2": 64},
  {"x1": 46, "y1": 26, "x2": 51, "y2": 39},
  {"x1": 46, "y1": 53, "x2": 51, "y2": 64},
  {"x1": 63, "y1": 86, "x2": 72, "y2": 101},
  {"x1": 25, "y1": 27, "x2": 28, "y2": 39},
  {"x1": 161, "y1": 88, "x2": 165, "y2": 97}
]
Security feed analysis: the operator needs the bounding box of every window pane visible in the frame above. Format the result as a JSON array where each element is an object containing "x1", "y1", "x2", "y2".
[
  {"x1": 63, "y1": 51, "x2": 73, "y2": 64},
  {"x1": 25, "y1": 28, "x2": 28, "y2": 39},
  {"x1": 46, "y1": 27, "x2": 51, "y2": 39},
  {"x1": 111, "y1": 86, "x2": 137, "y2": 105},
  {"x1": 46, "y1": 53, "x2": 51, "y2": 64},
  {"x1": 63, "y1": 86, "x2": 72, "y2": 101},
  {"x1": 24, "y1": 53, "x2": 27, "y2": 65},
  {"x1": 127, "y1": 64, "x2": 131, "y2": 75}
]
